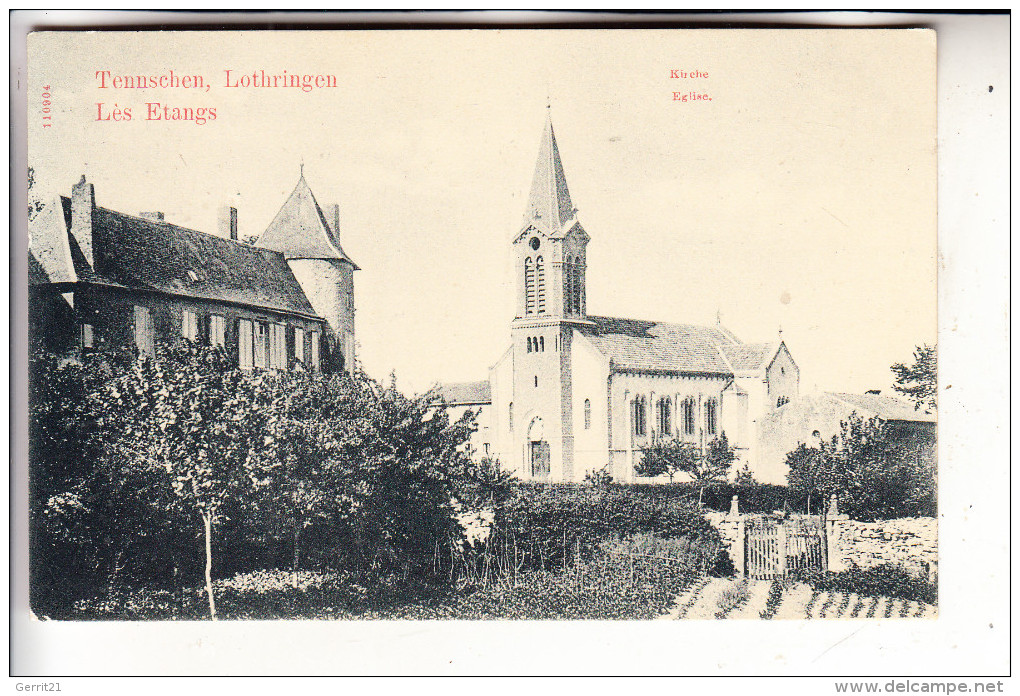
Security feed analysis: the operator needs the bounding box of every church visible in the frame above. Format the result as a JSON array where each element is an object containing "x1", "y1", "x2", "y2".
[{"x1": 440, "y1": 113, "x2": 799, "y2": 484}]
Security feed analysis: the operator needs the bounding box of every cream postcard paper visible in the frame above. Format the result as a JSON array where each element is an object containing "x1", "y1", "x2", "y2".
[{"x1": 23, "y1": 26, "x2": 940, "y2": 644}]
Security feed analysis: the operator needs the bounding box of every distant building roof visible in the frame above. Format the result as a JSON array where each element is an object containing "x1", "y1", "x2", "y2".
[
  {"x1": 580, "y1": 315, "x2": 741, "y2": 375},
  {"x1": 722, "y1": 342, "x2": 779, "y2": 373},
  {"x1": 33, "y1": 196, "x2": 320, "y2": 318},
  {"x1": 828, "y1": 392, "x2": 937, "y2": 423},
  {"x1": 438, "y1": 380, "x2": 492, "y2": 405},
  {"x1": 257, "y1": 173, "x2": 359, "y2": 267}
]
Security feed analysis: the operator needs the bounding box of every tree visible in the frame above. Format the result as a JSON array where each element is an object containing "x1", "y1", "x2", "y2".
[
  {"x1": 89, "y1": 344, "x2": 271, "y2": 619},
  {"x1": 891, "y1": 344, "x2": 937, "y2": 412},
  {"x1": 638, "y1": 434, "x2": 739, "y2": 505},
  {"x1": 785, "y1": 413, "x2": 936, "y2": 520},
  {"x1": 636, "y1": 438, "x2": 701, "y2": 484},
  {"x1": 692, "y1": 434, "x2": 737, "y2": 506}
]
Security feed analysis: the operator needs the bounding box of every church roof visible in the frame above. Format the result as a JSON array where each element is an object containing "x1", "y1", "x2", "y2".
[
  {"x1": 580, "y1": 316, "x2": 741, "y2": 375},
  {"x1": 437, "y1": 380, "x2": 492, "y2": 405},
  {"x1": 722, "y1": 342, "x2": 780, "y2": 373},
  {"x1": 32, "y1": 196, "x2": 319, "y2": 318},
  {"x1": 828, "y1": 392, "x2": 936, "y2": 423},
  {"x1": 258, "y1": 173, "x2": 359, "y2": 268},
  {"x1": 523, "y1": 113, "x2": 577, "y2": 237}
]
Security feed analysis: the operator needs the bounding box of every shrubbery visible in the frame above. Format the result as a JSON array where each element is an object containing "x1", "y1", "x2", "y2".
[
  {"x1": 486, "y1": 483, "x2": 721, "y2": 571},
  {"x1": 792, "y1": 564, "x2": 937, "y2": 606}
]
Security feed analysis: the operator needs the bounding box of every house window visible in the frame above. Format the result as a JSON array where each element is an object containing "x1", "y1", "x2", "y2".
[
  {"x1": 631, "y1": 396, "x2": 647, "y2": 437},
  {"x1": 777, "y1": 396, "x2": 790, "y2": 408},
  {"x1": 81, "y1": 324, "x2": 94, "y2": 349},
  {"x1": 269, "y1": 323, "x2": 287, "y2": 370},
  {"x1": 309, "y1": 331, "x2": 320, "y2": 370},
  {"x1": 294, "y1": 327, "x2": 305, "y2": 363},
  {"x1": 584, "y1": 398, "x2": 591, "y2": 430},
  {"x1": 253, "y1": 322, "x2": 268, "y2": 368},
  {"x1": 238, "y1": 319, "x2": 254, "y2": 369},
  {"x1": 705, "y1": 399, "x2": 718, "y2": 435},
  {"x1": 508, "y1": 402, "x2": 514, "y2": 431},
  {"x1": 534, "y1": 376, "x2": 538, "y2": 388},
  {"x1": 133, "y1": 305, "x2": 154, "y2": 355},
  {"x1": 209, "y1": 314, "x2": 227, "y2": 348},
  {"x1": 182, "y1": 309, "x2": 199, "y2": 342},
  {"x1": 657, "y1": 398, "x2": 672, "y2": 436},
  {"x1": 682, "y1": 397, "x2": 696, "y2": 436}
]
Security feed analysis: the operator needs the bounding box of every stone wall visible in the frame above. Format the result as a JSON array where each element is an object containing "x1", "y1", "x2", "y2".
[
  {"x1": 704, "y1": 501, "x2": 937, "y2": 580},
  {"x1": 830, "y1": 517, "x2": 938, "y2": 579}
]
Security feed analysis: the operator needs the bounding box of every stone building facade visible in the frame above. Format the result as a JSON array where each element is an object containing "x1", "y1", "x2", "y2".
[{"x1": 28, "y1": 172, "x2": 358, "y2": 374}]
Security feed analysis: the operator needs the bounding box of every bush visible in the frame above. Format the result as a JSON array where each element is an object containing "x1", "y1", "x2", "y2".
[
  {"x1": 488, "y1": 483, "x2": 721, "y2": 571},
  {"x1": 792, "y1": 564, "x2": 937, "y2": 606},
  {"x1": 609, "y1": 482, "x2": 805, "y2": 515}
]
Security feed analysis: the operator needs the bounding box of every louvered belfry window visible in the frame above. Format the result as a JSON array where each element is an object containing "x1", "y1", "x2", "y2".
[
  {"x1": 524, "y1": 257, "x2": 536, "y2": 315},
  {"x1": 536, "y1": 256, "x2": 546, "y2": 314}
]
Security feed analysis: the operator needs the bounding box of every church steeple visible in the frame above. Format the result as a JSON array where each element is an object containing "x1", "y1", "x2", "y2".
[
  {"x1": 514, "y1": 113, "x2": 589, "y2": 322},
  {"x1": 524, "y1": 112, "x2": 576, "y2": 236}
]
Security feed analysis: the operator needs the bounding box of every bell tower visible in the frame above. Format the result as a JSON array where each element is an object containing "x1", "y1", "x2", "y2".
[
  {"x1": 509, "y1": 111, "x2": 591, "y2": 482},
  {"x1": 513, "y1": 110, "x2": 589, "y2": 322}
]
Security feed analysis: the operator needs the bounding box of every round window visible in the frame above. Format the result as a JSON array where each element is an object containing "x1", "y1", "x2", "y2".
[{"x1": 529, "y1": 237, "x2": 541, "y2": 250}]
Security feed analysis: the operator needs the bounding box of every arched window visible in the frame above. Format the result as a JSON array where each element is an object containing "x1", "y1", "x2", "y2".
[
  {"x1": 705, "y1": 398, "x2": 718, "y2": 435},
  {"x1": 539, "y1": 336, "x2": 545, "y2": 352},
  {"x1": 584, "y1": 398, "x2": 592, "y2": 430},
  {"x1": 509, "y1": 402, "x2": 514, "y2": 431},
  {"x1": 536, "y1": 256, "x2": 546, "y2": 314},
  {"x1": 777, "y1": 396, "x2": 790, "y2": 408},
  {"x1": 657, "y1": 398, "x2": 672, "y2": 437},
  {"x1": 524, "y1": 257, "x2": 536, "y2": 315},
  {"x1": 631, "y1": 396, "x2": 647, "y2": 436},
  {"x1": 564, "y1": 256, "x2": 574, "y2": 314},
  {"x1": 682, "y1": 397, "x2": 696, "y2": 436},
  {"x1": 572, "y1": 262, "x2": 583, "y2": 315},
  {"x1": 527, "y1": 337, "x2": 532, "y2": 353}
]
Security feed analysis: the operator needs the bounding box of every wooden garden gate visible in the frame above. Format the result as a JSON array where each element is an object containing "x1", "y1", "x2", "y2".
[{"x1": 744, "y1": 516, "x2": 827, "y2": 579}]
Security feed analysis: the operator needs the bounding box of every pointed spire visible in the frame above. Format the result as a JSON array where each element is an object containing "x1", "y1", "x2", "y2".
[
  {"x1": 524, "y1": 113, "x2": 575, "y2": 234},
  {"x1": 257, "y1": 169, "x2": 359, "y2": 269}
]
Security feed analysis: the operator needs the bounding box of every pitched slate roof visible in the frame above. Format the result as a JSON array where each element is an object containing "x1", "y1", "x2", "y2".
[
  {"x1": 829, "y1": 392, "x2": 936, "y2": 423},
  {"x1": 437, "y1": 380, "x2": 492, "y2": 405},
  {"x1": 523, "y1": 114, "x2": 577, "y2": 237},
  {"x1": 579, "y1": 316, "x2": 740, "y2": 375},
  {"x1": 43, "y1": 197, "x2": 319, "y2": 317},
  {"x1": 258, "y1": 173, "x2": 359, "y2": 267},
  {"x1": 722, "y1": 342, "x2": 779, "y2": 373}
]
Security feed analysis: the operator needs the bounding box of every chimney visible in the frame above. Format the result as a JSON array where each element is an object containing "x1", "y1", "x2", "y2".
[
  {"x1": 139, "y1": 211, "x2": 165, "y2": 221},
  {"x1": 71, "y1": 175, "x2": 96, "y2": 268},
  {"x1": 219, "y1": 205, "x2": 238, "y2": 241},
  {"x1": 329, "y1": 203, "x2": 340, "y2": 236}
]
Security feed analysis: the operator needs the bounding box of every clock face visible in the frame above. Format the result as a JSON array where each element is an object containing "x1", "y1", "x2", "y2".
[{"x1": 530, "y1": 237, "x2": 541, "y2": 250}]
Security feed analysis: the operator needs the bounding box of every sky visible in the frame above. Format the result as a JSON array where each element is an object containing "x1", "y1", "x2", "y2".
[{"x1": 27, "y1": 29, "x2": 937, "y2": 396}]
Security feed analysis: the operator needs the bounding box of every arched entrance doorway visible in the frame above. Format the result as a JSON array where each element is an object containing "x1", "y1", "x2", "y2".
[{"x1": 527, "y1": 417, "x2": 550, "y2": 479}]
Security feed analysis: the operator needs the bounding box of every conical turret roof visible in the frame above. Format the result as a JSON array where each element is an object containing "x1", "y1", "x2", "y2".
[
  {"x1": 258, "y1": 171, "x2": 359, "y2": 268},
  {"x1": 523, "y1": 113, "x2": 577, "y2": 236}
]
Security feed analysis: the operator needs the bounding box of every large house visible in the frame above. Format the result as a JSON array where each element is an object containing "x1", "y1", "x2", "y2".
[
  {"x1": 441, "y1": 114, "x2": 800, "y2": 483},
  {"x1": 28, "y1": 172, "x2": 358, "y2": 373}
]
